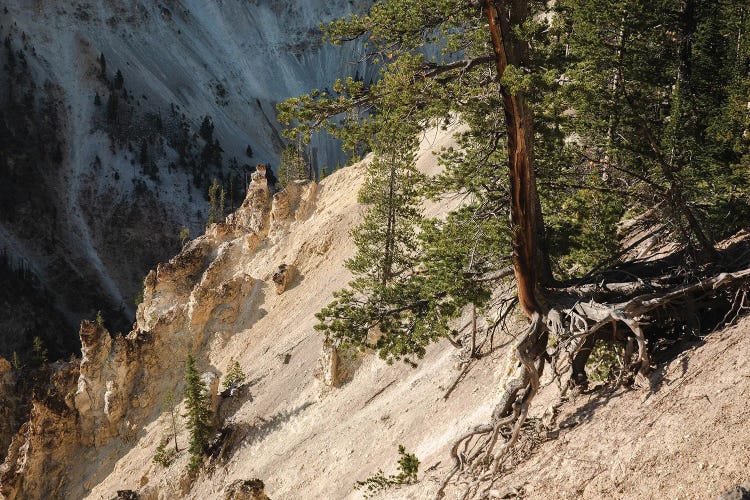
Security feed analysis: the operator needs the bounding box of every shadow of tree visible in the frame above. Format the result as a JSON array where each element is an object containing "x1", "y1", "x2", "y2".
[{"x1": 209, "y1": 401, "x2": 315, "y2": 464}]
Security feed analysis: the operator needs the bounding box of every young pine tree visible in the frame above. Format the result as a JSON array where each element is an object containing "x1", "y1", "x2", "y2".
[
  {"x1": 222, "y1": 359, "x2": 246, "y2": 395},
  {"x1": 113, "y1": 69, "x2": 124, "y2": 90},
  {"x1": 314, "y1": 105, "x2": 433, "y2": 363},
  {"x1": 183, "y1": 354, "x2": 212, "y2": 475},
  {"x1": 207, "y1": 179, "x2": 225, "y2": 225},
  {"x1": 277, "y1": 144, "x2": 308, "y2": 188}
]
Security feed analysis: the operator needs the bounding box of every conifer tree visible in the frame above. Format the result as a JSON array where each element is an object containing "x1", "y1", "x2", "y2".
[
  {"x1": 199, "y1": 116, "x2": 214, "y2": 142},
  {"x1": 31, "y1": 336, "x2": 47, "y2": 367},
  {"x1": 183, "y1": 354, "x2": 212, "y2": 475},
  {"x1": 280, "y1": 1, "x2": 750, "y2": 489},
  {"x1": 222, "y1": 359, "x2": 246, "y2": 396},
  {"x1": 105, "y1": 92, "x2": 118, "y2": 122},
  {"x1": 207, "y1": 178, "x2": 225, "y2": 225},
  {"x1": 277, "y1": 144, "x2": 308, "y2": 188},
  {"x1": 98, "y1": 53, "x2": 106, "y2": 78},
  {"x1": 113, "y1": 69, "x2": 124, "y2": 90}
]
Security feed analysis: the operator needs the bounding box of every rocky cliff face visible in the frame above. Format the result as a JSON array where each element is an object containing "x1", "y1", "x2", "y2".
[
  {"x1": 0, "y1": 162, "x2": 333, "y2": 499},
  {"x1": 0, "y1": 0, "x2": 375, "y2": 360}
]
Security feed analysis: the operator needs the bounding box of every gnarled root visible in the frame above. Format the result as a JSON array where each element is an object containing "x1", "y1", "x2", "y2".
[{"x1": 436, "y1": 267, "x2": 750, "y2": 499}]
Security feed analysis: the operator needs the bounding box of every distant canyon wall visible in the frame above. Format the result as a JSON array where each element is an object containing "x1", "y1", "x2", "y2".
[{"x1": 0, "y1": 0, "x2": 375, "y2": 359}]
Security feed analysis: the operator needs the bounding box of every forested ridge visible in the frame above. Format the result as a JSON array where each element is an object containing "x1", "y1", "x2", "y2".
[{"x1": 280, "y1": 0, "x2": 750, "y2": 496}]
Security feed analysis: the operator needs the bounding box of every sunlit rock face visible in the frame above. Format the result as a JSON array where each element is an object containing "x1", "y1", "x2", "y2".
[
  {"x1": 0, "y1": 148, "x2": 326, "y2": 500},
  {"x1": 0, "y1": 0, "x2": 375, "y2": 359}
]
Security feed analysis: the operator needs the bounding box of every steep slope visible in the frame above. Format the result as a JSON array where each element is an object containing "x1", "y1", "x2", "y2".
[
  {"x1": 0, "y1": 0, "x2": 375, "y2": 360},
  {"x1": 2, "y1": 123, "x2": 747, "y2": 500}
]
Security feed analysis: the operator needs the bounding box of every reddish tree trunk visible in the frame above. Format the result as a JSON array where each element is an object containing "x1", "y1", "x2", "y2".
[{"x1": 483, "y1": 0, "x2": 549, "y2": 317}]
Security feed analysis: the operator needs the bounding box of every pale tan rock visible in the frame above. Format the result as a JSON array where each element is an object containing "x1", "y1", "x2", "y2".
[
  {"x1": 224, "y1": 479, "x2": 270, "y2": 500},
  {"x1": 321, "y1": 342, "x2": 340, "y2": 388},
  {"x1": 271, "y1": 264, "x2": 296, "y2": 294}
]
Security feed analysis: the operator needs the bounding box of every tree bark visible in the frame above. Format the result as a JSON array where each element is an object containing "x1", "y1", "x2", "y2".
[{"x1": 483, "y1": 0, "x2": 550, "y2": 317}]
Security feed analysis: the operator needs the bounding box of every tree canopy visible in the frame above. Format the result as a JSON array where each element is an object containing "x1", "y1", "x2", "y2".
[
  {"x1": 281, "y1": 0, "x2": 749, "y2": 365},
  {"x1": 281, "y1": 0, "x2": 749, "y2": 495}
]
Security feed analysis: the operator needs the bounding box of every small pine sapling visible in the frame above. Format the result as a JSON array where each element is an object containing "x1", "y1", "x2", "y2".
[
  {"x1": 222, "y1": 359, "x2": 246, "y2": 396},
  {"x1": 354, "y1": 445, "x2": 419, "y2": 497}
]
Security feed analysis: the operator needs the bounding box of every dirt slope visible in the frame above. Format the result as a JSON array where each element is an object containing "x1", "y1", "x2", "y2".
[
  {"x1": 60, "y1": 121, "x2": 748, "y2": 500},
  {"x1": 494, "y1": 318, "x2": 750, "y2": 500}
]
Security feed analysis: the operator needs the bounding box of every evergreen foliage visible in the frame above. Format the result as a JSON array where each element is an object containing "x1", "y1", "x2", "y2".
[
  {"x1": 31, "y1": 336, "x2": 47, "y2": 367},
  {"x1": 199, "y1": 116, "x2": 214, "y2": 142},
  {"x1": 207, "y1": 178, "x2": 225, "y2": 225},
  {"x1": 152, "y1": 436, "x2": 176, "y2": 467},
  {"x1": 222, "y1": 359, "x2": 246, "y2": 393},
  {"x1": 105, "y1": 92, "x2": 118, "y2": 123},
  {"x1": 277, "y1": 144, "x2": 308, "y2": 188},
  {"x1": 183, "y1": 354, "x2": 213, "y2": 475},
  {"x1": 354, "y1": 445, "x2": 419, "y2": 498},
  {"x1": 113, "y1": 69, "x2": 124, "y2": 90},
  {"x1": 281, "y1": 0, "x2": 750, "y2": 363},
  {"x1": 179, "y1": 226, "x2": 190, "y2": 245},
  {"x1": 11, "y1": 352, "x2": 21, "y2": 371},
  {"x1": 98, "y1": 53, "x2": 106, "y2": 78}
]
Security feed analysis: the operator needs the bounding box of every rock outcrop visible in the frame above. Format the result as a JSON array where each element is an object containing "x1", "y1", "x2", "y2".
[
  {"x1": 224, "y1": 479, "x2": 270, "y2": 500},
  {"x1": 271, "y1": 264, "x2": 296, "y2": 294},
  {"x1": 0, "y1": 169, "x2": 319, "y2": 499},
  {"x1": 0, "y1": 359, "x2": 18, "y2": 461},
  {"x1": 0, "y1": 361, "x2": 80, "y2": 499}
]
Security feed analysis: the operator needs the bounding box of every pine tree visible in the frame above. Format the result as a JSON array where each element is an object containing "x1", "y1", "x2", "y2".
[
  {"x1": 162, "y1": 389, "x2": 180, "y2": 452},
  {"x1": 199, "y1": 116, "x2": 214, "y2": 142},
  {"x1": 183, "y1": 354, "x2": 212, "y2": 475},
  {"x1": 245, "y1": 145, "x2": 254, "y2": 158},
  {"x1": 11, "y1": 352, "x2": 21, "y2": 370},
  {"x1": 277, "y1": 144, "x2": 308, "y2": 188},
  {"x1": 98, "y1": 53, "x2": 106, "y2": 78},
  {"x1": 279, "y1": 0, "x2": 750, "y2": 488},
  {"x1": 105, "y1": 92, "x2": 118, "y2": 122},
  {"x1": 207, "y1": 178, "x2": 225, "y2": 225},
  {"x1": 114, "y1": 69, "x2": 124, "y2": 90},
  {"x1": 222, "y1": 359, "x2": 246, "y2": 395},
  {"x1": 31, "y1": 336, "x2": 47, "y2": 367},
  {"x1": 94, "y1": 92, "x2": 102, "y2": 106}
]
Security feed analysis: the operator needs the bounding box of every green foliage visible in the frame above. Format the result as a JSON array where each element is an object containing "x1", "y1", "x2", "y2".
[
  {"x1": 183, "y1": 354, "x2": 213, "y2": 475},
  {"x1": 553, "y1": 0, "x2": 750, "y2": 249},
  {"x1": 586, "y1": 340, "x2": 621, "y2": 383},
  {"x1": 31, "y1": 336, "x2": 47, "y2": 367},
  {"x1": 93, "y1": 92, "x2": 101, "y2": 106},
  {"x1": 153, "y1": 436, "x2": 176, "y2": 468},
  {"x1": 134, "y1": 290, "x2": 144, "y2": 308},
  {"x1": 277, "y1": 145, "x2": 308, "y2": 188},
  {"x1": 95, "y1": 310, "x2": 104, "y2": 326},
  {"x1": 354, "y1": 445, "x2": 419, "y2": 498},
  {"x1": 207, "y1": 179, "x2": 225, "y2": 225},
  {"x1": 222, "y1": 359, "x2": 246, "y2": 391},
  {"x1": 179, "y1": 226, "x2": 190, "y2": 245},
  {"x1": 11, "y1": 351, "x2": 21, "y2": 371},
  {"x1": 285, "y1": 0, "x2": 750, "y2": 363}
]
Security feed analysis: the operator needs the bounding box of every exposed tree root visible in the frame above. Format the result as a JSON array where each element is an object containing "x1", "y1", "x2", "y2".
[{"x1": 436, "y1": 266, "x2": 750, "y2": 499}]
